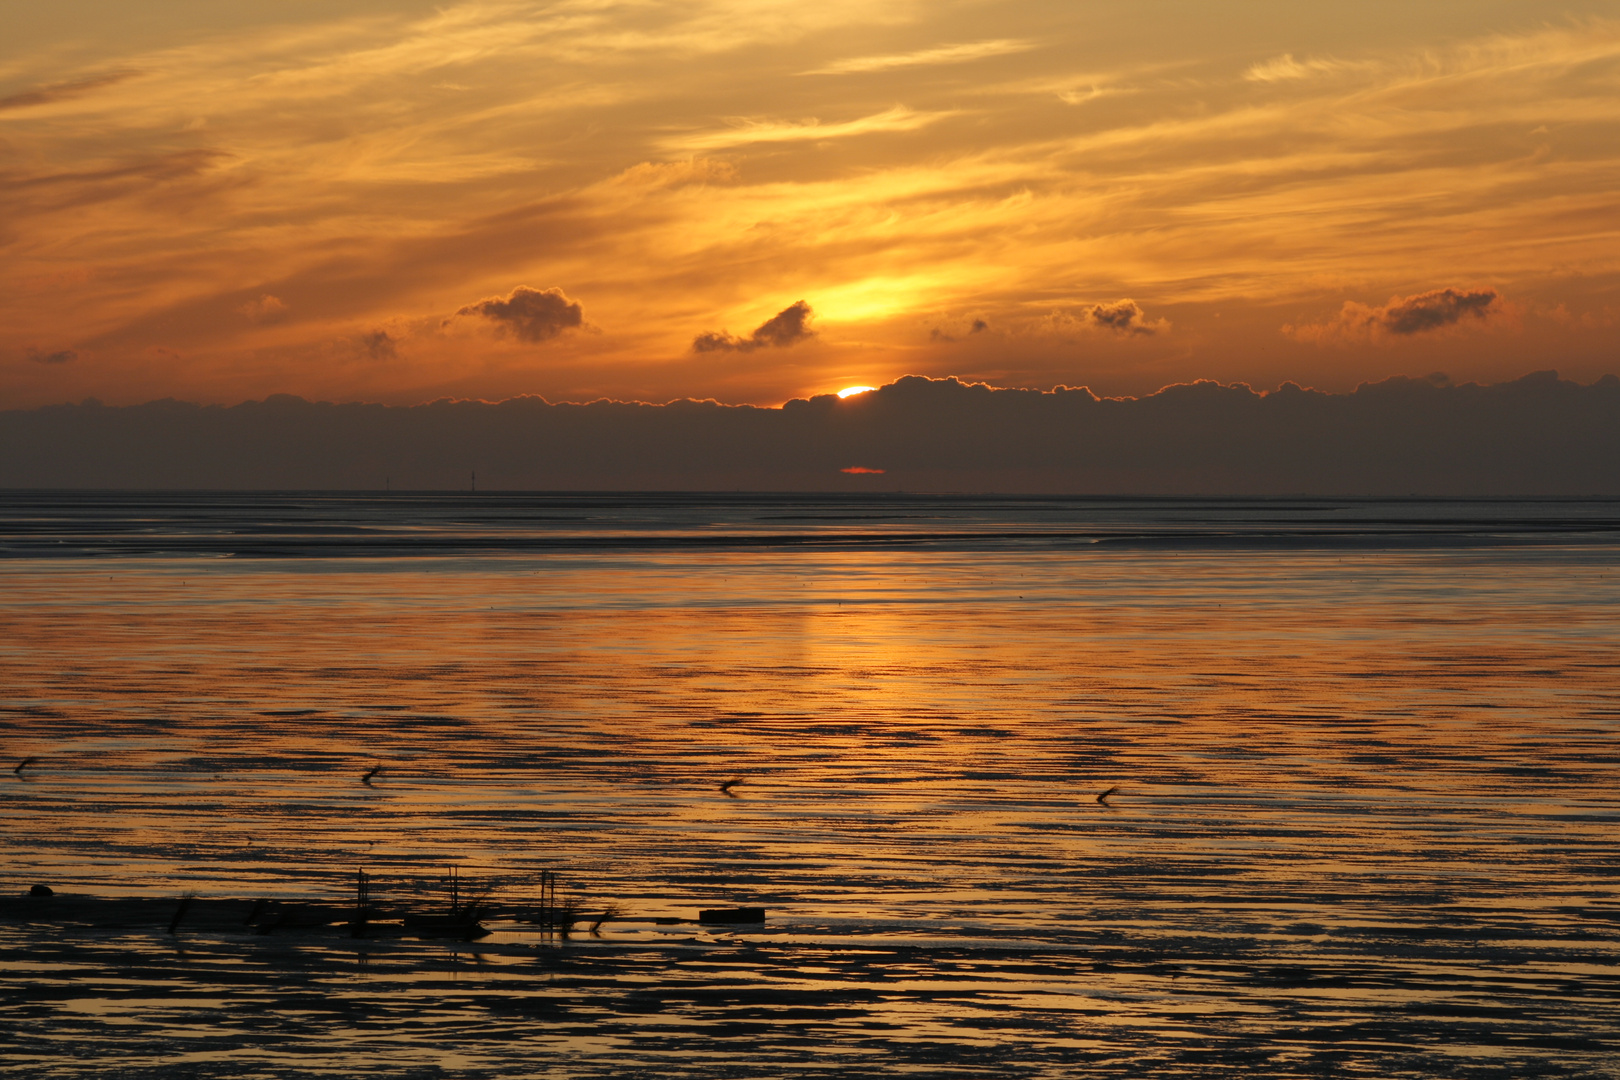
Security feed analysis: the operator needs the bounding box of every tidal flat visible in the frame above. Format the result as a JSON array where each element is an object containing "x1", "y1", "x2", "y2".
[{"x1": 3, "y1": 494, "x2": 1618, "y2": 1078}]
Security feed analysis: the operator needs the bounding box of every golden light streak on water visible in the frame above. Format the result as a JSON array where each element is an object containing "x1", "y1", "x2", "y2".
[{"x1": 3, "y1": 499, "x2": 1619, "y2": 1077}]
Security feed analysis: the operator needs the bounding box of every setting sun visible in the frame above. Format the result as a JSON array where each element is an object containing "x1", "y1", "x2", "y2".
[{"x1": 838, "y1": 386, "x2": 876, "y2": 399}]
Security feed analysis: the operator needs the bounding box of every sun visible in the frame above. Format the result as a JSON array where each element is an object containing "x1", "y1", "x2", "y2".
[{"x1": 837, "y1": 385, "x2": 876, "y2": 399}]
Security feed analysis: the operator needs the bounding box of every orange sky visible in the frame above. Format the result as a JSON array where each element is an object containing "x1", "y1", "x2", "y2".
[{"x1": 4, "y1": 1, "x2": 1618, "y2": 408}]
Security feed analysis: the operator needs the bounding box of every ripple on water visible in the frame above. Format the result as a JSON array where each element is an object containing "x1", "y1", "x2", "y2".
[{"x1": 3, "y1": 538, "x2": 1619, "y2": 1077}]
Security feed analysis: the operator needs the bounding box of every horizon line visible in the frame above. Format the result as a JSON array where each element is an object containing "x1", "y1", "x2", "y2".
[{"x1": 11, "y1": 368, "x2": 1614, "y2": 413}]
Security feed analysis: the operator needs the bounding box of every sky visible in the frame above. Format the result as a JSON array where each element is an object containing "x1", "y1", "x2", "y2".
[{"x1": 4, "y1": 0, "x2": 1618, "y2": 409}]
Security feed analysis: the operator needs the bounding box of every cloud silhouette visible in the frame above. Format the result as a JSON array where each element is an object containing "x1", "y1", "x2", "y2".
[
  {"x1": 930, "y1": 318, "x2": 989, "y2": 343},
  {"x1": 1381, "y1": 288, "x2": 1499, "y2": 334},
  {"x1": 1043, "y1": 300, "x2": 1164, "y2": 336},
  {"x1": 693, "y1": 301, "x2": 815, "y2": 353},
  {"x1": 456, "y1": 286, "x2": 585, "y2": 343},
  {"x1": 1287, "y1": 287, "x2": 1501, "y2": 343},
  {"x1": 1084, "y1": 299, "x2": 1157, "y2": 335},
  {"x1": 26, "y1": 347, "x2": 77, "y2": 364},
  {"x1": 359, "y1": 330, "x2": 397, "y2": 360}
]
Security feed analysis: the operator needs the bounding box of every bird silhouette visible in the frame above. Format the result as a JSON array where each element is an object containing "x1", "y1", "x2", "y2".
[
  {"x1": 719, "y1": 777, "x2": 744, "y2": 797},
  {"x1": 14, "y1": 757, "x2": 38, "y2": 775},
  {"x1": 1096, "y1": 785, "x2": 1119, "y2": 805},
  {"x1": 361, "y1": 764, "x2": 383, "y2": 785}
]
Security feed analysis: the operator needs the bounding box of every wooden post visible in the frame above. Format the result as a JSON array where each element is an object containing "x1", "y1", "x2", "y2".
[
  {"x1": 350, "y1": 869, "x2": 371, "y2": 938},
  {"x1": 167, "y1": 894, "x2": 193, "y2": 935}
]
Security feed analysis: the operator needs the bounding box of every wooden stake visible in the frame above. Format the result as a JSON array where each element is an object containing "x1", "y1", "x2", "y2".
[{"x1": 167, "y1": 894, "x2": 193, "y2": 935}]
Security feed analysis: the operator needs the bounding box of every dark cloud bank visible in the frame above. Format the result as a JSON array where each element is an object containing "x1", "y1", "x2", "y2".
[{"x1": 3, "y1": 371, "x2": 1618, "y2": 494}]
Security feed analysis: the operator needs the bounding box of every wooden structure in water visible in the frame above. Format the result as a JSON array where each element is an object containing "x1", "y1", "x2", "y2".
[{"x1": 1, "y1": 869, "x2": 763, "y2": 937}]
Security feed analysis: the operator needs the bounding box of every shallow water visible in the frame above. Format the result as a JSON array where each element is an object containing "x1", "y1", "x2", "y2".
[{"x1": 3, "y1": 495, "x2": 1619, "y2": 1077}]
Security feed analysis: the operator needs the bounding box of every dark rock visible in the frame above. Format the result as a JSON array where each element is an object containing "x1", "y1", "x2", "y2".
[{"x1": 29, "y1": 885, "x2": 53, "y2": 897}]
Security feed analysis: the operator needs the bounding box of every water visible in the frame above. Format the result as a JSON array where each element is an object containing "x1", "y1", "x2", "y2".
[{"x1": 3, "y1": 493, "x2": 1619, "y2": 1078}]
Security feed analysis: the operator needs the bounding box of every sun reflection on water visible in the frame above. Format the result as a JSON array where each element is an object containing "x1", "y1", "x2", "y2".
[{"x1": 3, "y1": 542, "x2": 1619, "y2": 1076}]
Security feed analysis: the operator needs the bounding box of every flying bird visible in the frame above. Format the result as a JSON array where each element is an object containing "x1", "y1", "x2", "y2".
[
  {"x1": 1096, "y1": 786, "x2": 1119, "y2": 805},
  {"x1": 14, "y1": 757, "x2": 38, "y2": 774},
  {"x1": 719, "y1": 777, "x2": 744, "y2": 796},
  {"x1": 361, "y1": 764, "x2": 383, "y2": 785}
]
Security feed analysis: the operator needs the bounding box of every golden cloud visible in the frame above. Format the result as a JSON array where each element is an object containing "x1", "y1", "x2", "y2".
[
  {"x1": 804, "y1": 39, "x2": 1034, "y2": 75},
  {"x1": 1, "y1": 7, "x2": 1618, "y2": 407}
]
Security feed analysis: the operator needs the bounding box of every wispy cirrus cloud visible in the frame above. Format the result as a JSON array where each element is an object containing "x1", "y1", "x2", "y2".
[
  {"x1": 804, "y1": 39, "x2": 1034, "y2": 76},
  {"x1": 662, "y1": 105, "x2": 954, "y2": 151},
  {"x1": 0, "y1": 70, "x2": 140, "y2": 111},
  {"x1": 1244, "y1": 53, "x2": 1366, "y2": 82},
  {"x1": 4, "y1": 5, "x2": 1620, "y2": 409}
]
